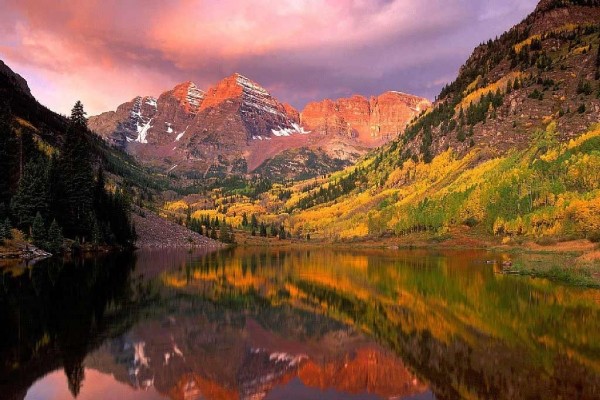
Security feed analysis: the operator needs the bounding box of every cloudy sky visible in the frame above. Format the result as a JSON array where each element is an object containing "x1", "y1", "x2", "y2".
[{"x1": 0, "y1": 0, "x2": 539, "y2": 115}]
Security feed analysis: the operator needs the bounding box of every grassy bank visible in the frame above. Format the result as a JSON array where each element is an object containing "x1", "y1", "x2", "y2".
[{"x1": 503, "y1": 262, "x2": 600, "y2": 288}]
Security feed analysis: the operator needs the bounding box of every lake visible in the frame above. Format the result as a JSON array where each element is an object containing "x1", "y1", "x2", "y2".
[{"x1": 1, "y1": 248, "x2": 599, "y2": 399}]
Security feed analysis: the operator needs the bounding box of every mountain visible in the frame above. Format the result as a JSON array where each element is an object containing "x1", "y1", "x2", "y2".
[
  {"x1": 89, "y1": 74, "x2": 430, "y2": 180},
  {"x1": 167, "y1": 0, "x2": 600, "y2": 246}
]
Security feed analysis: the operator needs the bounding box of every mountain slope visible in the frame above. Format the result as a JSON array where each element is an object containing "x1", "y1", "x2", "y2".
[
  {"x1": 283, "y1": 0, "x2": 600, "y2": 241},
  {"x1": 402, "y1": 0, "x2": 600, "y2": 161}
]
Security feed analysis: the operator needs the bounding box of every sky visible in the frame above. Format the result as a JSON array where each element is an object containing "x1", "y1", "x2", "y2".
[{"x1": 0, "y1": 0, "x2": 539, "y2": 116}]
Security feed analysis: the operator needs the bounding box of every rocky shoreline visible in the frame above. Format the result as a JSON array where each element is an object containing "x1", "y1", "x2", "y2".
[{"x1": 0, "y1": 243, "x2": 51, "y2": 262}]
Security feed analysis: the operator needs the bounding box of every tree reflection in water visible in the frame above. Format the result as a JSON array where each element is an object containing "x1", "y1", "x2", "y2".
[{"x1": 1, "y1": 248, "x2": 599, "y2": 400}]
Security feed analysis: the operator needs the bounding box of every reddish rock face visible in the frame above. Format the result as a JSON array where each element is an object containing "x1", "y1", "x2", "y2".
[
  {"x1": 192, "y1": 73, "x2": 305, "y2": 143},
  {"x1": 88, "y1": 73, "x2": 429, "y2": 179},
  {"x1": 301, "y1": 92, "x2": 431, "y2": 147},
  {"x1": 171, "y1": 81, "x2": 204, "y2": 113}
]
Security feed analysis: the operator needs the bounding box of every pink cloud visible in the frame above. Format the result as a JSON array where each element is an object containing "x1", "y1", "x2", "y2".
[{"x1": 0, "y1": 0, "x2": 539, "y2": 115}]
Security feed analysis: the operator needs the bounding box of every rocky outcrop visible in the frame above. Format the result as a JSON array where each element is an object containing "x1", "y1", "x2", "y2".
[
  {"x1": 0, "y1": 60, "x2": 32, "y2": 97},
  {"x1": 301, "y1": 91, "x2": 431, "y2": 147}
]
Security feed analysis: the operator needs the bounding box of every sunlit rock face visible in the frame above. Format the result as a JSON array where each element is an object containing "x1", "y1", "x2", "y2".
[{"x1": 301, "y1": 91, "x2": 431, "y2": 146}]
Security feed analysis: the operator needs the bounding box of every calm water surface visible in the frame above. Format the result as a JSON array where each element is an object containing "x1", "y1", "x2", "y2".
[{"x1": 1, "y1": 248, "x2": 599, "y2": 400}]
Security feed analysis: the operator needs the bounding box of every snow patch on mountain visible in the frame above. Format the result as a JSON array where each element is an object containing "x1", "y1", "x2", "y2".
[
  {"x1": 271, "y1": 123, "x2": 310, "y2": 137},
  {"x1": 236, "y1": 73, "x2": 269, "y2": 96},
  {"x1": 136, "y1": 118, "x2": 153, "y2": 143},
  {"x1": 269, "y1": 351, "x2": 307, "y2": 366},
  {"x1": 173, "y1": 343, "x2": 184, "y2": 358},
  {"x1": 185, "y1": 82, "x2": 204, "y2": 111},
  {"x1": 145, "y1": 97, "x2": 157, "y2": 108},
  {"x1": 163, "y1": 341, "x2": 185, "y2": 365},
  {"x1": 175, "y1": 125, "x2": 189, "y2": 141}
]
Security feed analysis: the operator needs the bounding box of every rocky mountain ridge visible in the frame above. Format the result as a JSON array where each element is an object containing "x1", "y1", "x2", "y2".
[{"x1": 89, "y1": 73, "x2": 430, "y2": 180}]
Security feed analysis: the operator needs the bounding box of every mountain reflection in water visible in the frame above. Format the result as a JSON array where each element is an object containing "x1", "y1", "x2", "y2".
[{"x1": 1, "y1": 248, "x2": 599, "y2": 400}]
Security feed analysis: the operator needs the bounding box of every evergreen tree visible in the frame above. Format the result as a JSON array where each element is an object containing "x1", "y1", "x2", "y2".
[
  {"x1": 70, "y1": 101, "x2": 87, "y2": 128},
  {"x1": 0, "y1": 101, "x2": 17, "y2": 206},
  {"x1": 513, "y1": 78, "x2": 521, "y2": 90},
  {"x1": 229, "y1": 225, "x2": 236, "y2": 244},
  {"x1": 270, "y1": 223, "x2": 279, "y2": 238},
  {"x1": 0, "y1": 203, "x2": 7, "y2": 221},
  {"x1": 278, "y1": 225, "x2": 286, "y2": 240},
  {"x1": 31, "y1": 212, "x2": 46, "y2": 248},
  {"x1": 242, "y1": 212, "x2": 248, "y2": 227},
  {"x1": 5, "y1": 218, "x2": 12, "y2": 240},
  {"x1": 219, "y1": 223, "x2": 230, "y2": 243},
  {"x1": 57, "y1": 102, "x2": 95, "y2": 239},
  {"x1": 11, "y1": 158, "x2": 49, "y2": 229},
  {"x1": 595, "y1": 44, "x2": 600, "y2": 80},
  {"x1": 186, "y1": 206, "x2": 192, "y2": 225},
  {"x1": 259, "y1": 222, "x2": 267, "y2": 237},
  {"x1": 91, "y1": 217, "x2": 101, "y2": 246},
  {"x1": 0, "y1": 219, "x2": 8, "y2": 242},
  {"x1": 47, "y1": 219, "x2": 64, "y2": 254}
]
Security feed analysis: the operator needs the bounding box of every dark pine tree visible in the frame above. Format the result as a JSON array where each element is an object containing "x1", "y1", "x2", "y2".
[
  {"x1": 57, "y1": 101, "x2": 95, "y2": 239},
  {"x1": 0, "y1": 101, "x2": 18, "y2": 208},
  {"x1": 259, "y1": 222, "x2": 267, "y2": 237},
  {"x1": 47, "y1": 219, "x2": 64, "y2": 253},
  {"x1": 219, "y1": 223, "x2": 230, "y2": 243},
  {"x1": 596, "y1": 44, "x2": 600, "y2": 80},
  {"x1": 31, "y1": 211, "x2": 46, "y2": 247},
  {"x1": 11, "y1": 158, "x2": 49, "y2": 229}
]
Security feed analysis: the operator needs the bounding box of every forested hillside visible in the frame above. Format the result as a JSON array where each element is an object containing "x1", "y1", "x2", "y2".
[{"x1": 0, "y1": 62, "x2": 145, "y2": 252}]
